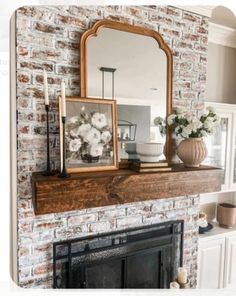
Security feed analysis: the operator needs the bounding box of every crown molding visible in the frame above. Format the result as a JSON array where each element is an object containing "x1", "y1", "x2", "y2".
[
  {"x1": 174, "y1": 5, "x2": 215, "y2": 17},
  {"x1": 209, "y1": 22, "x2": 236, "y2": 48}
]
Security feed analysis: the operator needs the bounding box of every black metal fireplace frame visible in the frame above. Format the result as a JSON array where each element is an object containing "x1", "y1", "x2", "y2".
[{"x1": 53, "y1": 220, "x2": 184, "y2": 289}]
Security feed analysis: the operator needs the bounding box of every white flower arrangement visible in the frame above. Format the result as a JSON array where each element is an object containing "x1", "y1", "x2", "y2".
[
  {"x1": 167, "y1": 106, "x2": 220, "y2": 139},
  {"x1": 66, "y1": 111, "x2": 113, "y2": 161}
]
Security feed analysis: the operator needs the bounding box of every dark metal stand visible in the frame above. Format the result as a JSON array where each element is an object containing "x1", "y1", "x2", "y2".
[
  {"x1": 58, "y1": 116, "x2": 70, "y2": 178},
  {"x1": 42, "y1": 104, "x2": 54, "y2": 176}
]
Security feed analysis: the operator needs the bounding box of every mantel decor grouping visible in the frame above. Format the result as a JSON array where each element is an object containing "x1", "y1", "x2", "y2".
[{"x1": 43, "y1": 74, "x2": 118, "y2": 176}]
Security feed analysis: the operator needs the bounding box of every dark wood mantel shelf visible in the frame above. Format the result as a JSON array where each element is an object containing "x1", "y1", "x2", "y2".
[{"x1": 32, "y1": 164, "x2": 222, "y2": 215}]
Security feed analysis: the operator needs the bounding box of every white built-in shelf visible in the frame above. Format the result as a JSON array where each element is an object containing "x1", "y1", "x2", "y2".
[{"x1": 199, "y1": 221, "x2": 236, "y2": 241}]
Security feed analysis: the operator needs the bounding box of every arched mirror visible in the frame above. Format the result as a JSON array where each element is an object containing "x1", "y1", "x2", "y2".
[{"x1": 80, "y1": 20, "x2": 173, "y2": 163}]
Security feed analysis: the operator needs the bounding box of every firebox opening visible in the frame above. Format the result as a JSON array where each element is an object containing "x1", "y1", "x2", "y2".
[{"x1": 53, "y1": 220, "x2": 184, "y2": 289}]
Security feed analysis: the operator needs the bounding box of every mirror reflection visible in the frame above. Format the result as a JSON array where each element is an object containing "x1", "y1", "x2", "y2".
[{"x1": 87, "y1": 27, "x2": 167, "y2": 160}]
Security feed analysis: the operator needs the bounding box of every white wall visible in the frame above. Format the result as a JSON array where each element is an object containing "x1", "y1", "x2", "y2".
[{"x1": 206, "y1": 42, "x2": 236, "y2": 104}]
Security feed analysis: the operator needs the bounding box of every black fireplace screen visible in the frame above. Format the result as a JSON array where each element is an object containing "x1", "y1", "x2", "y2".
[{"x1": 53, "y1": 220, "x2": 184, "y2": 289}]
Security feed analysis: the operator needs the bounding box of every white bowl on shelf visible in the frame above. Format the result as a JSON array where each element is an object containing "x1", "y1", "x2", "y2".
[{"x1": 136, "y1": 142, "x2": 164, "y2": 162}]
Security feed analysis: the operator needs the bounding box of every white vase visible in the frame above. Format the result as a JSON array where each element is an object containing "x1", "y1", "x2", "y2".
[{"x1": 177, "y1": 138, "x2": 208, "y2": 167}]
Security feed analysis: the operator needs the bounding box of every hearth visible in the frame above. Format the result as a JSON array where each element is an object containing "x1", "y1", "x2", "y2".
[{"x1": 53, "y1": 221, "x2": 184, "y2": 289}]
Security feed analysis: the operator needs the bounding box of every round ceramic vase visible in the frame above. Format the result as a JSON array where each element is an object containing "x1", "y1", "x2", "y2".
[{"x1": 177, "y1": 138, "x2": 208, "y2": 168}]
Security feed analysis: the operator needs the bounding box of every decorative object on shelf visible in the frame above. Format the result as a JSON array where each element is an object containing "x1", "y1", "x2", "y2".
[
  {"x1": 177, "y1": 138, "x2": 208, "y2": 168},
  {"x1": 58, "y1": 81, "x2": 70, "y2": 178},
  {"x1": 131, "y1": 160, "x2": 171, "y2": 173},
  {"x1": 80, "y1": 19, "x2": 173, "y2": 164},
  {"x1": 42, "y1": 70, "x2": 54, "y2": 176},
  {"x1": 216, "y1": 203, "x2": 236, "y2": 228},
  {"x1": 167, "y1": 106, "x2": 220, "y2": 167},
  {"x1": 124, "y1": 142, "x2": 139, "y2": 160},
  {"x1": 176, "y1": 267, "x2": 189, "y2": 289},
  {"x1": 62, "y1": 96, "x2": 118, "y2": 173},
  {"x1": 170, "y1": 281, "x2": 180, "y2": 289},
  {"x1": 136, "y1": 142, "x2": 164, "y2": 162},
  {"x1": 199, "y1": 222, "x2": 213, "y2": 234},
  {"x1": 153, "y1": 116, "x2": 166, "y2": 137},
  {"x1": 118, "y1": 120, "x2": 137, "y2": 142}
]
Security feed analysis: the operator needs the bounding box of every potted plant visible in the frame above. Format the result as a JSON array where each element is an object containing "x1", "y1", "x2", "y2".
[{"x1": 167, "y1": 106, "x2": 220, "y2": 167}]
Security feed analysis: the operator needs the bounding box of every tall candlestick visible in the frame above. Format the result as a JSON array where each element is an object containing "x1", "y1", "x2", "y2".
[
  {"x1": 42, "y1": 104, "x2": 54, "y2": 176},
  {"x1": 61, "y1": 80, "x2": 66, "y2": 116},
  {"x1": 58, "y1": 115, "x2": 70, "y2": 178},
  {"x1": 59, "y1": 96, "x2": 63, "y2": 172},
  {"x1": 44, "y1": 70, "x2": 49, "y2": 105}
]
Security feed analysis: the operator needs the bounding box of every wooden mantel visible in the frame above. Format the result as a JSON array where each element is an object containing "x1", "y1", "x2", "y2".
[{"x1": 32, "y1": 165, "x2": 222, "y2": 215}]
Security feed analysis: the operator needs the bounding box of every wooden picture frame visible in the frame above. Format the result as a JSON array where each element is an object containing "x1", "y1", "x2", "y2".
[
  {"x1": 79, "y1": 20, "x2": 173, "y2": 163},
  {"x1": 60, "y1": 96, "x2": 118, "y2": 173}
]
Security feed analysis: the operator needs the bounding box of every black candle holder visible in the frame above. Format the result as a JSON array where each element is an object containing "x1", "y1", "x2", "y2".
[
  {"x1": 42, "y1": 104, "x2": 54, "y2": 176},
  {"x1": 59, "y1": 116, "x2": 70, "y2": 178}
]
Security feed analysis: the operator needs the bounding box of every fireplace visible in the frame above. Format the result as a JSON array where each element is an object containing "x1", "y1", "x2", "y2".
[{"x1": 53, "y1": 221, "x2": 184, "y2": 289}]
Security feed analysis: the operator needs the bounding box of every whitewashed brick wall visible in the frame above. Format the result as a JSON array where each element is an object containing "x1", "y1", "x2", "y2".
[{"x1": 16, "y1": 5, "x2": 209, "y2": 288}]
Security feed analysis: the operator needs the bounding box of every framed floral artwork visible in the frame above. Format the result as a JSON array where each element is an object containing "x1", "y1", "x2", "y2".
[{"x1": 61, "y1": 96, "x2": 118, "y2": 173}]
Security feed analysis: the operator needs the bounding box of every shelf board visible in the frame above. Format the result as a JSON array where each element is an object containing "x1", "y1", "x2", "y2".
[{"x1": 32, "y1": 164, "x2": 222, "y2": 215}]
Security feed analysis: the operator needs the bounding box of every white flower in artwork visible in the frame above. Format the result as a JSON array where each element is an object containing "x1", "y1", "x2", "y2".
[
  {"x1": 84, "y1": 127, "x2": 101, "y2": 145},
  {"x1": 70, "y1": 128, "x2": 80, "y2": 137},
  {"x1": 90, "y1": 144, "x2": 103, "y2": 157},
  {"x1": 78, "y1": 123, "x2": 91, "y2": 138},
  {"x1": 69, "y1": 138, "x2": 82, "y2": 152},
  {"x1": 69, "y1": 116, "x2": 79, "y2": 124},
  {"x1": 101, "y1": 131, "x2": 112, "y2": 144},
  {"x1": 91, "y1": 112, "x2": 107, "y2": 129}
]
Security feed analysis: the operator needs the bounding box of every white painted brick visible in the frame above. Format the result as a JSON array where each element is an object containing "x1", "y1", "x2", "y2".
[{"x1": 116, "y1": 216, "x2": 142, "y2": 228}]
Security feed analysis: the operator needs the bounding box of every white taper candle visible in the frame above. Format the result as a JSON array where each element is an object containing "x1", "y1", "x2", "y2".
[
  {"x1": 177, "y1": 267, "x2": 188, "y2": 284},
  {"x1": 61, "y1": 80, "x2": 66, "y2": 117},
  {"x1": 43, "y1": 70, "x2": 49, "y2": 105}
]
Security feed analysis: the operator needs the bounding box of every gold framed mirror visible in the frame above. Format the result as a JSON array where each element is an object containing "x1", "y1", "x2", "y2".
[{"x1": 80, "y1": 20, "x2": 173, "y2": 163}]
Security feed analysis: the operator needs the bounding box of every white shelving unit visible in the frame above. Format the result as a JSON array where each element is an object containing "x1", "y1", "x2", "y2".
[
  {"x1": 198, "y1": 103, "x2": 236, "y2": 288},
  {"x1": 204, "y1": 102, "x2": 236, "y2": 192},
  {"x1": 198, "y1": 223, "x2": 236, "y2": 289}
]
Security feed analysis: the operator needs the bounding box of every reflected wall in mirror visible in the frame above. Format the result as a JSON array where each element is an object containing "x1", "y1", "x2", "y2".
[{"x1": 80, "y1": 20, "x2": 173, "y2": 162}]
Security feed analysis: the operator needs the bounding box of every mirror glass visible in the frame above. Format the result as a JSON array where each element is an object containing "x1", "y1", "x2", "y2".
[{"x1": 87, "y1": 27, "x2": 167, "y2": 160}]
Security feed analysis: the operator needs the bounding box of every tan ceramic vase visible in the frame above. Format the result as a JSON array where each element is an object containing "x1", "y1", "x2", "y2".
[
  {"x1": 177, "y1": 138, "x2": 208, "y2": 167},
  {"x1": 216, "y1": 203, "x2": 236, "y2": 228}
]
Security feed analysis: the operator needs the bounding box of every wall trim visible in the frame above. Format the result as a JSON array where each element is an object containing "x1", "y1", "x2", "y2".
[
  {"x1": 10, "y1": 12, "x2": 18, "y2": 285},
  {"x1": 208, "y1": 22, "x2": 236, "y2": 48}
]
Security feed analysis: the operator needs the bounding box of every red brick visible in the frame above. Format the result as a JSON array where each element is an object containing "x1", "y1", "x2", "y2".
[
  {"x1": 57, "y1": 15, "x2": 86, "y2": 28},
  {"x1": 56, "y1": 40, "x2": 79, "y2": 50},
  {"x1": 17, "y1": 46, "x2": 29, "y2": 56},
  {"x1": 35, "y1": 74, "x2": 61, "y2": 85},
  {"x1": 17, "y1": 7, "x2": 38, "y2": 17},
  {"x1": 56, "y1": 65, "x2": 80, "y2": 75},
  {"x1": 34, "y1": 22, "x2": 64, "y2": 35},
  {"x1": 17, "y1": 74, "x2": 30, "y2": 83},
  {"x1": 31, "y1": 48, "x2": 62, "y2": 60},
  {"x1": 33, "y1": 263, "x2": 53, "y2": 275},
  {"x1": 19, "y1": 61, "x2": 53, "y2": 72},
  {"x1": 183, "y1": 12, "x2": 201, "y2": 23},
  {"x1": 34, "y1": 221, "x2": 64, "y2": 231}
]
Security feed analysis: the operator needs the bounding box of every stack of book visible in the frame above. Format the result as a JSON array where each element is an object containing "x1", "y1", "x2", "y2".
[{"x1": 131, "y1": 160, "x2": 172, "y2": 173}]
